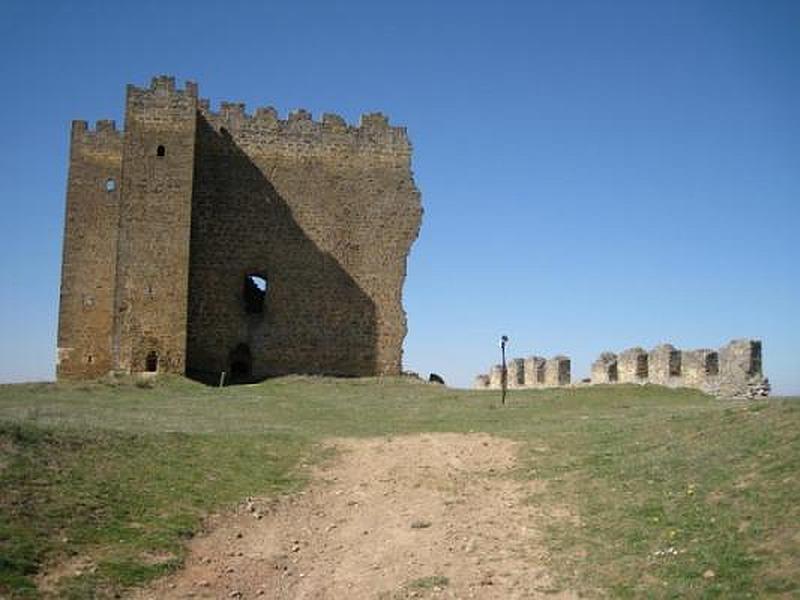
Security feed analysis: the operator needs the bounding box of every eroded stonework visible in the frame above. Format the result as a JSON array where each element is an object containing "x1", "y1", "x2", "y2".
[
  {"x1": 473, "y1": 339, "x2": 769, "y2": 399},
  {"x1": 58, "y1": 76, "x2": 422, "y2": 381}
]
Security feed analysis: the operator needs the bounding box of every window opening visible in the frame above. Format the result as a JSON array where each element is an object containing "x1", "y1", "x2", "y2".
[
  {"x1": 145, "y1": 351, "x2": 159, "y2": 372},
  {"x1": 243, "y1": 274, "x2": 268, "y2": 314},
  {"x1": 105, "y1": 178, "x2": 116, "y2": 192},
  {"x1": 156, "y1": 145, "x2": 166, "y2": 157}
]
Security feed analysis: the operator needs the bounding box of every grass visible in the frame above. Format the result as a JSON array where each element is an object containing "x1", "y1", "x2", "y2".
[{"x1": 0, "y1": 375, "x2": 798, "y2": 598}]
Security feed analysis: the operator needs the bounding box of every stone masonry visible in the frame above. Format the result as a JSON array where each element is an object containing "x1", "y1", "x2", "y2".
[
  {"x1": 591, "y1": 352, "x2": 618, "y2": 384},
  {"x1": 474, "y1": 339, "x2": 769, "y2": 399},
  {"x1": 618, "y1": 347, "x2": 649, "y2": 384},
  {"x1": 474, "y1": 352, "x2": 571, "y2": 390},
  {"x1": 589, "y1": 339, "x2": 769, "y2": 399},
  {"x1": 507, "y1": 358, "x2": 525, "y2": 388},
  {"x1": 58, "y1": 76, "x2": 422, "y2": 381}
]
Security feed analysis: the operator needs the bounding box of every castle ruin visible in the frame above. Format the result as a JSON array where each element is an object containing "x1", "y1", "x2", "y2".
[
  {"x1": 474, "y1": 339, "x2": 769, "y2": 399},
  {"x1": 57, "y1": 76, "x2": 422, "y2": 381}
]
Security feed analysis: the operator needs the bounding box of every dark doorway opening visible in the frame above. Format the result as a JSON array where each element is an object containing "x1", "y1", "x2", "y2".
[
  {"x1": 228, "y1": 343, "x2": 252, "y2": 382},
  {"x1": 705, "y1": 352, "x2": 720, "y2": 376},
  {"x1": 145, "y1": 351, "x2": 159, "y2": 373},
  {"x1": 243, "y1": 274, "x2": 268, "y2": 314}
]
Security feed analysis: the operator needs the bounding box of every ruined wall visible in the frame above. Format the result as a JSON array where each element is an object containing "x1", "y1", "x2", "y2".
[
  {"x1": 186, "y1": 102, "x2": 421, "y2": 379},
  {"x1": 618, "y1": 347, "x2": 649, "y2": 384},
  {"x1": 719, "y1": 340, "x2": 766, "y2": 398},
  {"x1": 476, "y1": 353, "x2": 570, "y2": 389},
  {"x1": 474, "y1": 339, "x2": 768, "y2": 398},
  {"x1": 488, "y1": 365, "x2": 504, "y2": 389},
  {"x1": 649, "y1": 344, "x2": 681, "y2": 386},
  {"x1": 507, "y1": 358, "x2": 525, "y2": 388},
  {"x1": 591, "y1": 352, "x2": 618, "y2": 384},
  {"x1": 545, "y1": 356, "x2": 571, "y2": 386},
  {"x1": 524, "y1": 356, "x2": 546, "y2": 386},
  {"x1": 57, "y1": 121, "x2": 123, "y2": 379},
  {"x1": 591, "y1": 340, "x2": 768, "y2": 398}
]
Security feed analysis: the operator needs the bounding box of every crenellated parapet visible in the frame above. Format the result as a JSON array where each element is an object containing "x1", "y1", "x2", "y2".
[
  {"x1": 586, "y1": 339, "x2": 769, "y2": 399},
  {"x1": 127, "y1": 75, "x2": 198, "y2": 100},
  {"x1": 70, "y1": 120, "x2": 124, "y2": 155},
  {"x1": 618, "y1": 347, "x2": 649, "y2": 384},
  {"x1": 474, "y1": 352, "x2": 571, "y2": 390},
  {"x1": 591, "y1": 352, "x2": 618, "y2": 384},
  {"x1": 473, "y1": 339, "x2": 769, "y2": 399},
  {"x1": 196, "y1": 100, "x2": 411, "y2": 158}
]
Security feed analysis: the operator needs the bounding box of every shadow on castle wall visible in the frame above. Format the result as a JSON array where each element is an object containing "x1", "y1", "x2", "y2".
[{"x1": 185, "y1": 116, "x2": 378, "y2": 384}]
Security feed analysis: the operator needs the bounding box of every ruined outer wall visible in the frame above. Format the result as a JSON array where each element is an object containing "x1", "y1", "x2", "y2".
[
  {"x1": 186, "y1": 102, "x2": 421, "y2": 377},
  {"x1": 591, "y1": 352, "x2": 618, "y2": 384},
  {"x1": 113, "y1": 77, "x2": 198, "y2": 374},
  {"x1": 57, "y1": 120, "x2": 123, "y2": 379}
]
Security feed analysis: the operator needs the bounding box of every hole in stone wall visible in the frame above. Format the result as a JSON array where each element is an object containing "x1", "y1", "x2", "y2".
[
  {"x1": 669, "y1": 350, "x2": 682, "y2": 377},
  {"x1": 105, "y1": 178, "x2": 116, "y2": 192},
  {"x1": 145, "y1": 351, "x2": 159, "y2": 373},
  {"x1": 705, "y1": 352, "x2": 719, "y2": 376},
  {"x1": 636, "y1": 355, "x2": 649, "y2": 379},
  {"x1": 536, "y1": 364, "x2": 546, "y2": 384},
  {"x1": 243, "y1": 274, "x2": 268, "y2": 314},
  {"x1": 156, "y1": 145, "x2": 166, "y2": 157},
  {"x1": 608, "y1": 363, "x2": 618, "y2": 382}
]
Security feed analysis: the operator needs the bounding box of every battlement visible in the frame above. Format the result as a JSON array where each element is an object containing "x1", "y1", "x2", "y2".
[
  {"x1": 70, "y1": 119, "x2": 124, "y2": 145},
  {"x1": 586, "y1": 339, "x2": 768, "y2": 399},
  {"x1": 127, "y1": 75, "x2": 198, "y2": 98},
  {"x1": 474, "y1": 339, "x2": 770, "y2": 399},
  {"x1": 125, "y1": 76, "x2": 199, "y2": 118},
  {"x1": 197, "y1": 98, "x2": 409, "y2": 150},
  {"x1": 475, "y1": 352, "x2": 571, "y2": 390}
]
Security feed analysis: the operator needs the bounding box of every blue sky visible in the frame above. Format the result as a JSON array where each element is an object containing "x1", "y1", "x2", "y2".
[{"x1": 0, "y1": 0, "x2": 798, "y2": 392}]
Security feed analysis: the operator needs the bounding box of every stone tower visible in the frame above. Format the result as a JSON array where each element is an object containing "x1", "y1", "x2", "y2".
[{"x1": 57, "y1": 76, "x2": 422, "y2": 381}]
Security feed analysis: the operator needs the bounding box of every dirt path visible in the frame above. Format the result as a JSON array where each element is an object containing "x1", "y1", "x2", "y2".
[{"x1": 135, "y1": 433, "x2": 574, "y2": 599}]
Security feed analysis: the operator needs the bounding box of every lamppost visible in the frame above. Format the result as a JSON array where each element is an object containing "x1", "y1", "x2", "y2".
[{"x1": 500, "y1": 335, "x2": 509, "y2": 405}]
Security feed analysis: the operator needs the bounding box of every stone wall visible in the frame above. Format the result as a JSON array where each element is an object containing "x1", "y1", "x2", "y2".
[
  {"x1": 474, "y1": 339, "x2": 769, "y2": 399},
  {"x1": 649, "y1": 344, "x2": 681, "y2": 386},
  {"x1": 56, "y1": 121, "x2": 123, "y2": 379},
  {"x1": 113, "y1": 77, "x2": 198, "y2": 375},
  {"x1": 524, "y1": 356, "x2": 546, "y2": 386},
  {"x1": 589, "y1": 339, "x2": 769, "y2": 399},
  {"x1": 545, "y1": 356, "x2": 571, "y2": 386},
  {"x1": 591, "y1": 352, "x2": 618, "y2": 384},
  {"x1": 507, "y1": 358, "x2": 525, "y2": 388},
  {"x1": 618, "y1": 347, "x2": 649, "y2": 384},
  {"x1": 475, "y1": 353, "x2": 571, "y2": 389},
  {"x1": 57, "y1": 76, "x2": 422, "y2": 381}
]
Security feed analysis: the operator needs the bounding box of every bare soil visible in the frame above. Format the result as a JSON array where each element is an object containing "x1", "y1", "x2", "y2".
[{"x1": 134, "y1": 433, "x2": 575, "y2": 599}]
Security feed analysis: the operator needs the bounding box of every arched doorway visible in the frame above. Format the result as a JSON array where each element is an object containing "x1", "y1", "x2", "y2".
[
  {"x1": 228, "y1": 343, "x2": 252, "y2": 382},
  {"x1": 145, "y1": 351, "x2": 159, "y2": 373}
]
